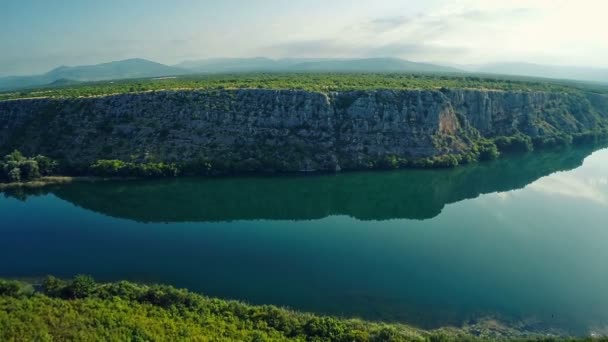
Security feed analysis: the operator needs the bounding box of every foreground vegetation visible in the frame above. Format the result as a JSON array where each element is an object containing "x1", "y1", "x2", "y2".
[
  {"x1": 0, "y1": 276, "x2": 600, "y2": 341},
  {"x1": 2, "y1": 73, "x2": 607, "y2": 101}
]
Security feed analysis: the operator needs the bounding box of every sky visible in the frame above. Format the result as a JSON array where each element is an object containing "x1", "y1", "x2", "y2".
[{"x1": 1, "y1": 0, "x2": 607, "y2": 76}]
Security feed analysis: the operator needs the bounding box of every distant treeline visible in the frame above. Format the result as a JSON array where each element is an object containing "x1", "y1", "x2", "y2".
[{"x1": 2, "y1": 73, "x2": 605, "y2": 101}]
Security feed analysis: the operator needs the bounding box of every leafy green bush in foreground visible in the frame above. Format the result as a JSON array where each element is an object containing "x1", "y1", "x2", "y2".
[
  {"x1": 0, "y1": 277, "x2": 596, "y2": 342},
  {"x1": 0, "y1": 277, "x2": 440, "y2": 342}
]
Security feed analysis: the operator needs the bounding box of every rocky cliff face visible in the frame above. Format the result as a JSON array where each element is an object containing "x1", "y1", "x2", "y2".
[
  {"x1": 446, "y1": 90, "x2": 604, "y2": 137},
  {"x1": 0, "y1": 89, "x2": 606, "y2": 171}
]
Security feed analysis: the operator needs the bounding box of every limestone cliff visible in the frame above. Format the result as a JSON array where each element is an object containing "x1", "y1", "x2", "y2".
[{"x1": 0, "y1": 89, "x2": 606, "y2": 172}]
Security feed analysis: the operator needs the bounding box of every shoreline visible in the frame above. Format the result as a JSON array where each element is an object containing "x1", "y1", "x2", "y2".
[
  {"x1": 1, "y1": 143, "x2": 607, "y2": 192},
  {"x1": 0, "y1": 176, "x2": 82, "y2": 190},
  {"x1": 0, "y1": 175, "x2": 139, "y2": 190}
]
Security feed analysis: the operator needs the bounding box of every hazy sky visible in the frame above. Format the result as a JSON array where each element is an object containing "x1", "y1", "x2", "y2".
[{"x1": 1, "y1": 0, "x2": 607, "y2": 76}]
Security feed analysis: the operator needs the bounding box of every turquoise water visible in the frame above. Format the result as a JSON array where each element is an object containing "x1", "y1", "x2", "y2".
[{"x1": 1, "y1": 145, "x2": 608, "y2": 335}]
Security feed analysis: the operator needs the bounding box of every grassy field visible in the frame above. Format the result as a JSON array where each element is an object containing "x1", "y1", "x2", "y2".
[{"x1": 2, "y1": 73, "x2": 607, "y2": 101}]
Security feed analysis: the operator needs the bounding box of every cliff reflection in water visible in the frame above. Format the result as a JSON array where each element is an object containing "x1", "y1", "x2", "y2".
[{"x1": 6, "y1": 145, "x2": 602, "y2": 222}]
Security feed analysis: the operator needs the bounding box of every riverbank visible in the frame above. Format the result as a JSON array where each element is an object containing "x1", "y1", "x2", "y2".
[
  {"x1": 3, "y1": 149, "x2": 608, "y2": 340},
  {"x1": 0, "y1": 176, "x2": 82, "y2": 190},
  {"x1": 0, "y1": 276, "x2": 576, "y2": 341},
  {"x1": 0, "y1": 176, "x2": 127, "y2": 190},
  {"x1": 1, "y1": 139, "x2": 606, "y2": 193}
]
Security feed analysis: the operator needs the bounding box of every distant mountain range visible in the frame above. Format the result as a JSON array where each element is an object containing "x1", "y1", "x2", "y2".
[
  {"x1": 0, "y1": 57, "x2": 606, "y2": 92},
  {"x1": 45, "y1": 58, "x2": 185, "y2": 81},
  {"x1": 461, "y1": 62, "x2": 608, "y2": 84},
  {"x1": 0, "y1": 59, "x2": 187, "y2": 91},
  {"x1": 175, "y1": 57, "x2": 460, "y2": 73},
  {"x1": 175, "y1": 57, "x2": 299, "y2": 73}
]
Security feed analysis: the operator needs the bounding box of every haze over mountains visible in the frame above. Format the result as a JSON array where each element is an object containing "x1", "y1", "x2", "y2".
[
  {"x1": 0, "y1": 57, "x2": 607, "y2": 92},
  {"x1": 175, "y1": 57, "x2": 460, "y2": 74},
  {"x1": 461, "y1": 63, "x2": 608, "y2": 84},
  {"x1": 0, "y1": 59, "x2": 186, "y2": 92}
]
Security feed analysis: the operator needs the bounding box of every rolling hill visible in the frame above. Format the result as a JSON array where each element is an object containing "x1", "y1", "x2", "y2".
[
  {"x1": 2, "y1": 57, "x2": 607, "y2": 92},
  {"x1": 175, "y1": 57, "x2": 461, "y2": 74},
  {"x1": 0, "y1": 58, "x2": 187, "y2": 91}
]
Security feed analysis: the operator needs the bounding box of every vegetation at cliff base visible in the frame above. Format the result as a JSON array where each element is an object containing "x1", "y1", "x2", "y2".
[
  {"x1": 89, "y1": 159, "x2": 179, "y2": 177},
  {"x1": 0, "y1": 150, "x2": 57, "y2": 183},
  {"x1": 2, "y1": 130, "x2": 607, "y2": 185}
]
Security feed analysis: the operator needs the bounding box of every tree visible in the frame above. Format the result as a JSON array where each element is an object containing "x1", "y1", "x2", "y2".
[
  {"x1": 378, "y1": 155, "x2": 399, "y2": 169},
  {"x1": 476, "y1": 141, "x2": 500, "y2": 161},
  {"x1": 90, "y1": 160, "x2": 126, "y2": 176},
  {"x1": 1, "y1": 151, "x2": 59, "y2": 183},
  {"x1": 19, "y1": 160, "x2": 40, "y2": 181},
  {"x1": 0, "y1": 280, "x2": 22, "y2": 297},
  {"x1": 4, "y1": 150, "x2": 25, "y2": 163},
  {"x1": 42, "y1": 276, "x2": 67, "y2": 297},
  {"x1": 67, "y1": 275, "x2": 97, "y2": 299},
  {"x1": 7, "y1": 167, "x2": 21, "y2": 183},
  {"x1": 34, "y1": 155, "x2": 58, "y2": 176}
]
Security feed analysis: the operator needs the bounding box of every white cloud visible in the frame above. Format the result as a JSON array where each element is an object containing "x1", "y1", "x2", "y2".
[
  {"x1": 265, "y1": 0, "x2": 608, "y2": 67},
  {"x1": 2, "y1": 0, "x2": 607, "y2": 75}
]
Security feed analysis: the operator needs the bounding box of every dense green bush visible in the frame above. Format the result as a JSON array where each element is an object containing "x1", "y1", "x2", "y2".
[
  {"x1": 0, "y1": 280, "x2": 32, "y2": 297},
  {"x1": 66, "y1": 275, "x2": 97, "y2": 299},
  {"x1": 0, "y1": 150, "x2": 58, "y2": 183},
  {"x1": 0, "y1": 276, "x2": 569, "y2": 341},
  {"x1": 430, "y1": 154, "x2": 461, "y2": 168},
  {"x1": 33, "y1": 155, "x2": 58, "y2": 175},
  {"x1": 41, "y1": 276, "x2": 67, "y2": 298},
  {"x1": 494, "y1": 131, "x2": 608, "y2": 153},
  {"x1": 0, "y1": 280, "x2": 22, "y2": 297},
  {"x1": 474, "y1": 141, "x2": 500, "y2": 161},
  {"x1": 89, "y1": 159, "x2": 179, "y2": 177},
  {"x1": 571, "y1": 130, "x2": 608, "y2": 145},
  {"x1": 532, "y1": 134, "x2": 573, "y2": 149},
  {"x1": 494, "y1": 135, "x2": 534, "y2": 153},
  {"x1": 377, "y1": 155, "x2": 400, "y2": 169},
  {"x1": 0, "y1": 277, "x2": 433, "y2": 341}
]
